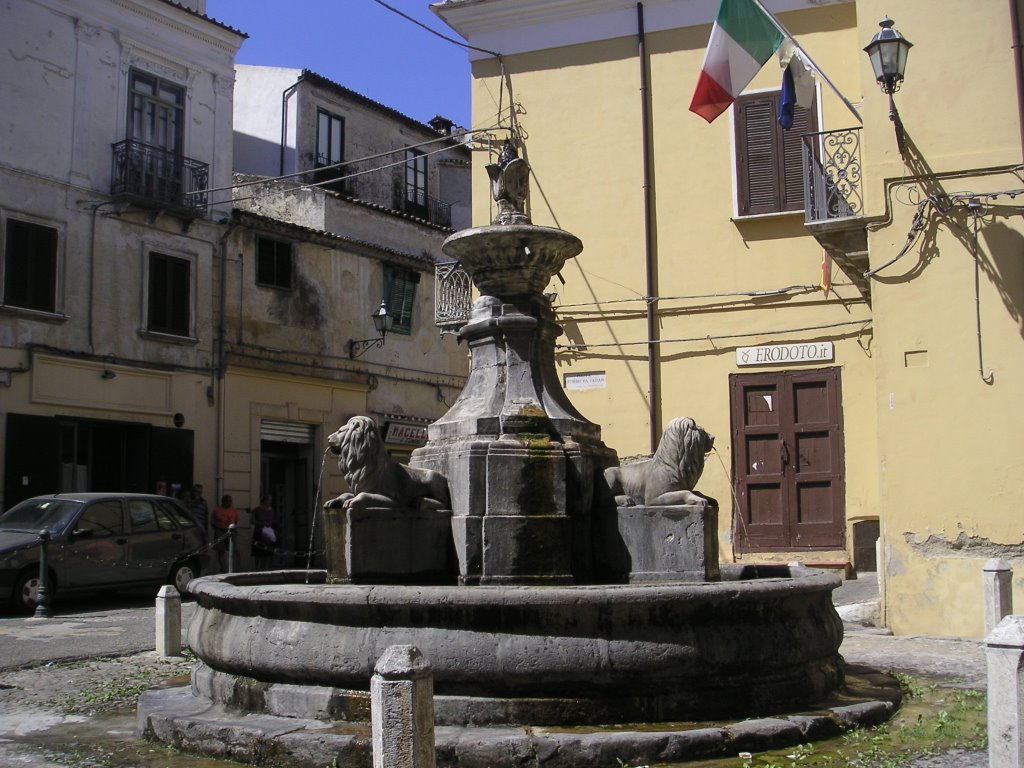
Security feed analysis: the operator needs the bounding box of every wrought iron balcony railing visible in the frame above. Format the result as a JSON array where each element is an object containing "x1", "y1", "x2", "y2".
[
  {"x1": 801, "y1": 127, "x2": 863, "y2": 225},
  {"x1": 392, "y1": 189, "x2": 453, "y2": 229},
  {"x1": 434, "y1": 261, "x2": 471, "y2": 331},
  {"x1": 110, "y1": 139, "x2": 208, "y2": 215}
]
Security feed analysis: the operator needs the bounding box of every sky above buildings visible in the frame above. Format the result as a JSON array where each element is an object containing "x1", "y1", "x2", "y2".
[{"x1": 206, "y1": 0, "x2": 472, "y2": 128}]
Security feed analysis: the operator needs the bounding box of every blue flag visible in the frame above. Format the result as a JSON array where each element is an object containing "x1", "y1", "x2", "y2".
[{"x1": 778, "y1": 63, "x2": 796, "y2": 130}]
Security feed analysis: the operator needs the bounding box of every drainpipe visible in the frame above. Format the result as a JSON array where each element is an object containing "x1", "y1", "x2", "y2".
[
  {"x1": 637, "y1": 2, "x2": 659, "y2": 452},
  {"x1": 215, "y1": 220, "x2": 240, "y2": 502},
  {"x1": 280, "y1": 79, "x2": 300, "y2": 176},
  {"x1": 1010, "y1": 0, "x2": 1024, "y2": 162}
]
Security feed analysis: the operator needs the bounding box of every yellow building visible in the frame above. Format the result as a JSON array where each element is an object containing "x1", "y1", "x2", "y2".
[{"x1": 436, "y1": 0, "x2": 1024, "y2": 637}]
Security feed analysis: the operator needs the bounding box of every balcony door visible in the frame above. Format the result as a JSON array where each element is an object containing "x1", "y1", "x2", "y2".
[
  {"x1": 127, "y1": 70, "x2": 184, "y2": 200},
  {"x1": 730, "y1": 368, "x2": 845, "y2": 551}
]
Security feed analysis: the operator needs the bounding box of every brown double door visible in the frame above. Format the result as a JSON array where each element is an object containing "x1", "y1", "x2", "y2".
[{"x1": 730, "y1": 368, "x2": 845, "y2": 551}]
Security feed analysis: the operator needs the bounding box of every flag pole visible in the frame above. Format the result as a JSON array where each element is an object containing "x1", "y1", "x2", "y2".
[{"x1": 750, "y1": 0, "x2": 863, "y2": 125}]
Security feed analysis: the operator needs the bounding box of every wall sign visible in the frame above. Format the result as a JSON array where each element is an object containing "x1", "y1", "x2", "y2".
[
  {"x1": 736, "y1": 342, "x2": 834, "y2": 367},
  {"x1": 384, "y1": 422, "x2": 428, "y2": 445},
  {"x1": 564, "y1": 372, "x2": 606, "y2": 390}
]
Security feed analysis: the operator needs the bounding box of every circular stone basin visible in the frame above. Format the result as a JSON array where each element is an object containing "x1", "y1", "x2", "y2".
[{"x1": 187, "y1": 565, "x2": 843, "y2": 726}]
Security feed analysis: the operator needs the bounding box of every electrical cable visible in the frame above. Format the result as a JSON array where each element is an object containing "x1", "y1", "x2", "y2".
[
  {"x1": 370, "y1": 0, "x2": 502, "y2": 58},
  {"x1": 554, "y1": 284, "x2": 822, "y2": 310}
]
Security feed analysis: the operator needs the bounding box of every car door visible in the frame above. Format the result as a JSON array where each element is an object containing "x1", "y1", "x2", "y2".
[
  {"x1": 125, "y1": 499, "x2": 176, "y2": 582},
  {"x1": 64, "y1": 499, "x2": 129, "y2": 588}
]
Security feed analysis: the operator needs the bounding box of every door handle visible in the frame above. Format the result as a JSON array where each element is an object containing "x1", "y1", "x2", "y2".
[{"x1": 780, "y1": 440, "x2": 790, "y2": 467}]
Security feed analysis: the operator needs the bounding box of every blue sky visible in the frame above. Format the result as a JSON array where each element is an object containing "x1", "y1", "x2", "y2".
[{"x1": 206, "y1": 0, "x2": 472, "y2": 128}]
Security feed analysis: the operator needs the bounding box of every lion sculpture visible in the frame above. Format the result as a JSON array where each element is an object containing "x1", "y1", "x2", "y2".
[
  {"x1": 604, "y1": 417, "x2": 716, "y2": 508},
  {"x1": 324, "y1": 416, "x2": 451, "y2": 512}
]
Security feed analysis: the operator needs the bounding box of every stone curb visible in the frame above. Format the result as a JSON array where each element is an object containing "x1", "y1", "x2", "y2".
[{"x1": 139, "y1": 669, "x2": 900, "y2": 768}]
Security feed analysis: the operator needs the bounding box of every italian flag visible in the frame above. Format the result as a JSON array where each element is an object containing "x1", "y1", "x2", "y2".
[{"x1": 689, "y1": 0, "x2": 785, "y2": 123}]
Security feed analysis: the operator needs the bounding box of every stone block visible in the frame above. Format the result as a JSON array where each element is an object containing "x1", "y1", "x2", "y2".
[
  {"x1": 481, "y1": 514, "x2": 573, "y2": 583},
  {"x1": 371, "y1": 645, "x2": 436, "y2": 768},
  {"x1": 324, "y1": 507, "x2": 455, "y2": 584},
  {"x1": 155, "y1": 585, "x2": 181, "y2": 657},
  {"x1": 984, "y1": 558, "x2": 1014, "y2": 635},
  {"x1": 595, "y1": 504, "x2": 719, "y2": 582}
]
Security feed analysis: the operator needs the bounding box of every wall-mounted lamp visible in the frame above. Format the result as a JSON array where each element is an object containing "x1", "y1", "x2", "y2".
[
  {"x1": 348, "y1": 301, "x2": 395, "y2": 359},
  {"x1": 864, "y1": 17, "x2": 913, "y2": 156},
  {"x1": 101, "y1": 369, "x2": 117, "y2": 380}
]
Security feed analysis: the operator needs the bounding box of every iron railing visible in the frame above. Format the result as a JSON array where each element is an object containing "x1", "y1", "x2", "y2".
[
  {"x1": 801, "y1": 127, "x2": 863, "y2": 225},
  {"x1": 111, "y1": 139, "x2": 208, "y2": 215},
  {"x1": 434, "y1": 261, "x2": 471, "y2": 331},
  {"x1": 393, "y1": 189, "x2": 453, "y2": 228}
]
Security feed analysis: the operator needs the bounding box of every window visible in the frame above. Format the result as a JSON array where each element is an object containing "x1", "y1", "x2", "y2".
[
  {"x1": 256, "y1": 237, "x2": 293, "y2": 289},
  {"x1": 404, "y1": 149, "x2": 428, "y2": 217},
  {"x1": 76, "y1": 501, "x2": 125, "y2": 539},
  {"x1": 734, "y1": 91, "x2": 817, "y2": 216},
  {"x1": 315, "y1": 109, "x2": 347, "y2": 193},
  {"x1": 147, "y1": 252, "x2": 191, "y2": 336},
  {"x1": 383, "y1": 265, "x2": 420, "y2": 335},
  {"x1": 128, "y1": 70, "x2": 183, "y2": 154},
  {"x1": 3, "y1": 219, "x2": 58, "y2": 312}
]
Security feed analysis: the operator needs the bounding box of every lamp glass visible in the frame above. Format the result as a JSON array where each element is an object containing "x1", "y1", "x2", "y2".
[
  {"x1": 371, "y1": 301, "x2": 393, "y2": 334},
  {"x1": 864, "y1": 19, "x2": 912, "y2": 89}
]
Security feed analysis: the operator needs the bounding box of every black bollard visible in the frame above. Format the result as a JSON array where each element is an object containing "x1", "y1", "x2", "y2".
[
  {"x1": 34, "y1": 529, "x2": 52, "y2": 619},
  {"x1": 227, "y1": 523, "x2": 236, "y2": 574}
]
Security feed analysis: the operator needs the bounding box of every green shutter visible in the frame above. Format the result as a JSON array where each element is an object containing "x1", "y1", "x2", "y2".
[{"x1": 384, "y1": 265, "x2": 419, "y2": 335}]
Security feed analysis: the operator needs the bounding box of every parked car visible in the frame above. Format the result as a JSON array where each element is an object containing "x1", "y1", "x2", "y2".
[{"x1": 0, "y1": 493, "x2": 211, "y2": 613}]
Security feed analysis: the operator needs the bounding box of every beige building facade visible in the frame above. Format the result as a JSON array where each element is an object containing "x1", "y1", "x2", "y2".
[{"x1": 436, "y1": 0, "x2": 1024, "y2": 636}]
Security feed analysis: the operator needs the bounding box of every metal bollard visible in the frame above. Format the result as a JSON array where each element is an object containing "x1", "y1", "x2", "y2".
[
  {"x1": 33, "y1": 529, "x2": 52, "y2": 619},
  {"x1": 371, "y1": 645, "x2": 436, "y2": 768},
  {"x1": 983, "y1": 558, "x2": 1014, "y2": 636},
  {"x1": 986, "y1": 615, "x2": 1024, "y2": 768},
  {"x1": 155, "y1": 585, "x2": 182, "y2": 657},
  {"x1": 227, "y1": 523, "x2": 237, "y2": 574}
]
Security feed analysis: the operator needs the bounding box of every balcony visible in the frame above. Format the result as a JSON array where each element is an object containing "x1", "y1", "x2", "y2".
[
  {"x1": 801, "y1": 127, "x2": 870, "y2": 301},
  {"x1": 111, "y1": 140, "x2": 208, "y2": 216},
  {"x1": 392, "y1": 189, "x2": 453, "y2": 229},
  {"x1": 434, "y1": 261, "x2": 471, "y2": 332}
]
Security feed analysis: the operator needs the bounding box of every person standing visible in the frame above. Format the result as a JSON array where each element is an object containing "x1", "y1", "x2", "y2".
[
  {"x1": 188, "y1": 484, "x2": 209, "y2": 530},
  {"x1": 211, "y1": 494, "x2": 238, "y2": 572},
  {"x1": 250, "y1": 495, "x2": 278, "y2": 570}
]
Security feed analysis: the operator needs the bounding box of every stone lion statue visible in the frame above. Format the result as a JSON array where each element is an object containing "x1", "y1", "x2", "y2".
[
  {"x1": 604, "y1": 417, "x2": 716, "y2": 508},
  {"x1": 324, "y1": 416, "x2": 451, "y2": 512}
]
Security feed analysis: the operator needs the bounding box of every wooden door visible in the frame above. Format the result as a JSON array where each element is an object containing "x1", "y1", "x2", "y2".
[{"x1": 730, "y1": 368, "x2": 845, "y2": 551}]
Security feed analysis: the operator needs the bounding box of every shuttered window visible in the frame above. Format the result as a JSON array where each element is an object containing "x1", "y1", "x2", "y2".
[
  {"x1": 735, "y1": 92, "x2": 816, "y2": 216},
  {"x1": 383, "y1": 265, "x2": 419, "y2": 335}
]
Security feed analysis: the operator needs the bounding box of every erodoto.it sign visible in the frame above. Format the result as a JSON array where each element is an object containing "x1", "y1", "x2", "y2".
[{"x1": 736, "y1": 342, "x2": 834, "y2": 367}]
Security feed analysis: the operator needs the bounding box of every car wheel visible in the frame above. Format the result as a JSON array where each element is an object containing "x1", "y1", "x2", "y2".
[
  {"x1": 12, "y1": 568, "x2": 46, "y2": 614},
  {"x1": 169, "y1": 560, "x2": 198, "y2": 593}
]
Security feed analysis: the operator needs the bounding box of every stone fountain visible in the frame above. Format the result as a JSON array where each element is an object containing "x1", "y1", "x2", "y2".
[{"x1": 138, "y1": 143, "x2": 897, "y2": 767}]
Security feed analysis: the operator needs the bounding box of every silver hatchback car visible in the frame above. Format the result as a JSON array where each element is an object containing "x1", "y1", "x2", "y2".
[{"x1": 0, "y1": 493, "x2": 210, "y2": 613}]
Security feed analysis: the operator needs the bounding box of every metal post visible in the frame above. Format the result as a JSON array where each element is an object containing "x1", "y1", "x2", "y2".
[
  {"x1": 227, "y1": 523, "x2": 236, "y2": 574},
  {"x1": 33, "y1": 529, "x2": 52, "y2": 619}
]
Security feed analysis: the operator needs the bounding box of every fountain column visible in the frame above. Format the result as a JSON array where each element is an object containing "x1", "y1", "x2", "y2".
[{"x1": 411, "y1": 143, "x2": 616, "y2": 585}]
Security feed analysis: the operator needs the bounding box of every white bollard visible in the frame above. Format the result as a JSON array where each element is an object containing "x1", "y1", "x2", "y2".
[
  {"x1": 155, "y1": 585, "x2": 182, "y2": 657},
  {"x1": 371, "y1": 645, "x2": 436, "y2": 768},
  {"x1": 984, "y1": 558, "x2": 1014, "y2": 636},
  {"x1": 986, "y1": 615, "x2": 1024, "y2": 768}
]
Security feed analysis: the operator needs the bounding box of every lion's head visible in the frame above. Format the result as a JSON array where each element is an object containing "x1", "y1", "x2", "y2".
[
  {"x1": 655, "y1": 417, "x2": 715, "y2": 491},
  {"x1": 327, "y1": 416, "x2": 388, "y2": 492}
]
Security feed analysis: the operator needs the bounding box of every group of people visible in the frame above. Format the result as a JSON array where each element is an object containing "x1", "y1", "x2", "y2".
[{"x1": 153, "y1": 480, "x2": 279, "y2": 572}]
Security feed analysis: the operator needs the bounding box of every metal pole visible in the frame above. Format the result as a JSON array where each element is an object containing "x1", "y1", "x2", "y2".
[
  {"x1": 228, "y1": 523, "x2": 237, "y2": 574},
  {"x1": 34, "y1": 529, "x2": 52, "y2": 619}
]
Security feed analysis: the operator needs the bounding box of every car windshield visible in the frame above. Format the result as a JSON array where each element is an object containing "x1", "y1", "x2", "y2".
[{"x1": 0, "y1": 499, "x2": 84, "y2": 533}]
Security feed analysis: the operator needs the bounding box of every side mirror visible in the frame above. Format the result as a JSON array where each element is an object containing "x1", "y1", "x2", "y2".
[{"x1": 71, "y1": 528, "x2": 94, "y2": 541}]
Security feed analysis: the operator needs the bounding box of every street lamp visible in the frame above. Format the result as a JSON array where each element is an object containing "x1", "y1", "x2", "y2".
[
  {"x1": 348, "y1": 301, "x2": 395, "y2": 358},
  {"x1": 864, "y1": 17, "x2": 913, "y2": 156}
]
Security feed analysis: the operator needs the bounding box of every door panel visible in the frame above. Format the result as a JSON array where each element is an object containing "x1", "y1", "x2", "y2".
[{"x1": 731, "y1": 368, "x2": 845, "y2": 551}]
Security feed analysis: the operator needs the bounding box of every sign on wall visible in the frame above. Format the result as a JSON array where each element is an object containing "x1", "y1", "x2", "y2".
[
  {"x1": 736, "y1": 342, "x2": 834, "y2": 367},
  {"x1": 384, "y1": 422, "x2": 428, "y2": 445},
  {"x1": 564, "y1": 372, "x2": 606, "y2": 390}
]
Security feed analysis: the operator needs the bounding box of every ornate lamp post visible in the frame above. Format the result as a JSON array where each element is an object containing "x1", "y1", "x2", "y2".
[
  {"x1": 348, "y1": 301, "x2": 395, "y2": 358},
  {"x1": 864, "y1": 17, "x2": 913, "y2": 156}
]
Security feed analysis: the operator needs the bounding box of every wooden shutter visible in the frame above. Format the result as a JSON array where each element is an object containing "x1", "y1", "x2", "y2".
[
  {"x1": 384, "y1": 266, "x2": 420, "y2": 334},
  {"x1": 735, "y1": 92, "x2": 817, "y2": 216}
]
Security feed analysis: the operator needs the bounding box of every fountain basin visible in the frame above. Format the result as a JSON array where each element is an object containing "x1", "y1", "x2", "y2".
[{"x1": 187, "y1": 565, "x2": 843, "y2": 726}]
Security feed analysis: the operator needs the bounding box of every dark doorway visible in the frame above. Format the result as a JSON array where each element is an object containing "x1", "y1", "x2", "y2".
[
  {"x1": 260, "y1": 441, "x2": 315, "y2": 568},
  {"x1": 729, "y1": 367, "x2": 845, "y2": 552}
]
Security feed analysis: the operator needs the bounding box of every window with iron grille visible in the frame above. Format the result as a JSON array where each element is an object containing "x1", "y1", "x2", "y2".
[
  {"x1": 147, "y1": 252, "x2": 190, "y2": 336},
  {"x1": 734, "y1": 91, "x2": 817, "y2": 216},
  {"x1": 383, "y1": 264, "x2": 420, "y2": 335},
  {"x1": 3, "y1": 219, "x2": 58, "y2": 312},
  {"x1": 256, "y1": 237, "x2": 293, "y2": 290},
  {"x1": 404, "y1": 149, "x2": 428, "y2": 217},
  {"x1": 315, "y1": 109, "x2": 346, "y2": 192}
]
